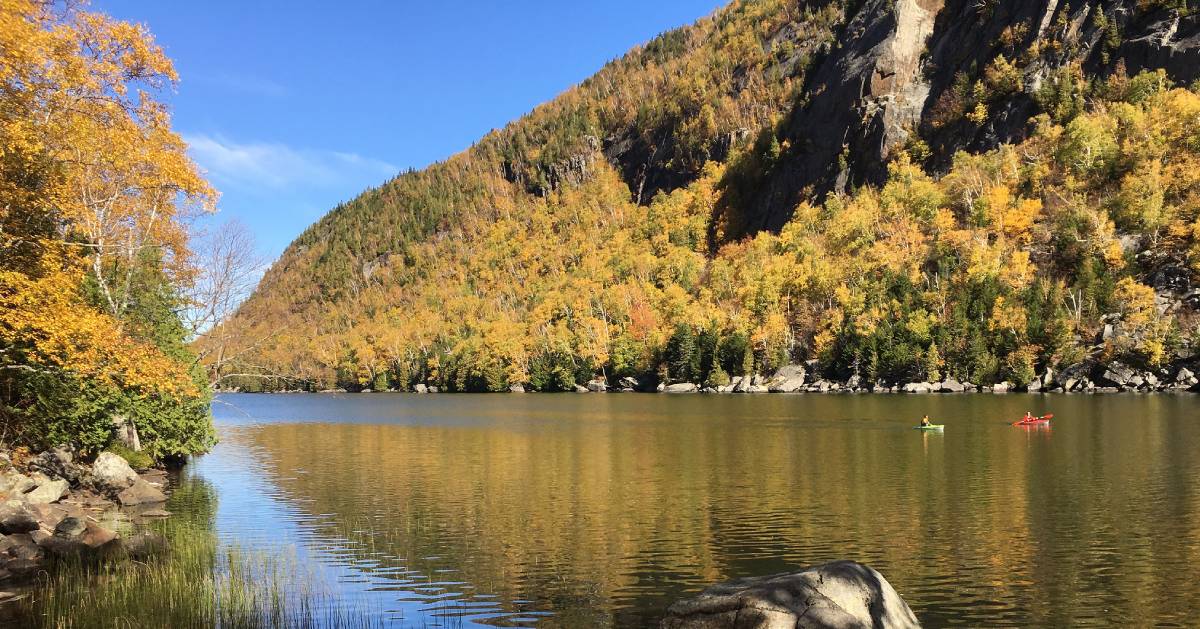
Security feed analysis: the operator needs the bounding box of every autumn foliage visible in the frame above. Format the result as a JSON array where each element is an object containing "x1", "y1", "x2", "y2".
[
  {"x1": 213, "y1": 67, "x2": 1200, "y2": 391},
  {"x1": 1, "y1": 1, "x2": 215, "y2": 457}
]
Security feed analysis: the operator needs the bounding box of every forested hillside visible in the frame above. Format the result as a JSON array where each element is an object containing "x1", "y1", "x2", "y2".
[{"x1": 208, "y1": 0, "x2": 1200, "y2": 392}]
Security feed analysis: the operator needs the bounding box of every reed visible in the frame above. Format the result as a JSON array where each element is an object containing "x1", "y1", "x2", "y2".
[{"x1": 20, "y1": 519, "x2": 385, "y2": 629}]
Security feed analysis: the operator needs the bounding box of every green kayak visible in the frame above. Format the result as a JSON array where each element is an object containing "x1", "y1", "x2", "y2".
[{"x1": 914, "y1": 424, "x2": 944, "y2": 431}]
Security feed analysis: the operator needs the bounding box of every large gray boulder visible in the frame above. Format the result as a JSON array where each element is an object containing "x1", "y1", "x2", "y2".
[
  {"x1": 664, "y1": 383, "x2": 698, "y2": 393},
  {"x1": 767, "y1": 365, "x2": 806, "y2": 393},
  {"x1": 91, "y1": 452, "x2": 138, "y2": 492},
  {"x1": 936, "y1": 379, "x2": 966, "y2": 393},
  {"x1": 662, "y1": 560, "x2": 920, "y2": 629},
  {"x1": 1100, "y1": 361, "x2": 1137, "y2": 388}
]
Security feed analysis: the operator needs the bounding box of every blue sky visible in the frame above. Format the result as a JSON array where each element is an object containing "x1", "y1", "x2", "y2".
[{"x1": 93, "y1": 0, "x2": 722, "y2": 257}]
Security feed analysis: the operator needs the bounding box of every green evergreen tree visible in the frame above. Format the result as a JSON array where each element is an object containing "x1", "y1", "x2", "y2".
[
  {"x1": 924, "y1": 343, "x2": 943, "y2": 382},
  {"x1": 665, "y1": 324, "x2": 697, "y2": 383}
]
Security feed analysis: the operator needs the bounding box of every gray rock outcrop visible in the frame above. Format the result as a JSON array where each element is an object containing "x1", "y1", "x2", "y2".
[{"x1": 662, "y1": 560, "x2": 921, "y2": 629}]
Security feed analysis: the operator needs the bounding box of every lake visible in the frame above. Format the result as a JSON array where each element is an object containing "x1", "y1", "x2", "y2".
[{"x1": 183, "y1": 392, "x2": 1200, "y2": 627}]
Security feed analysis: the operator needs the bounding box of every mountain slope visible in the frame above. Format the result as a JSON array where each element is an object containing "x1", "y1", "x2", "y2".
[{"x1": 207, "y1": 0, "x2": 1200, "y2": 392}]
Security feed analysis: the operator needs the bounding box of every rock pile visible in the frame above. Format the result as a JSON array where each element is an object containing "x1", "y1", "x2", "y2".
[
  {"x1": 632, "y1": 358, "x2": 1200, "y2": 396},
  {"x1": 0, "y1": 448, "x2": 170, "y2": 584}
]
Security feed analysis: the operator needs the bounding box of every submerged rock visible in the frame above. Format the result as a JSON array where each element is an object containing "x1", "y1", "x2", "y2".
[
  {"x1": 117, "y1": 478, "x2": 167, "y2": 506},
  {"x1": 662, "y1": 560, "x2": 920, "y2": 629},
  {"x1": 122, "y1": 531, "x2": 170, "y2": 560}
]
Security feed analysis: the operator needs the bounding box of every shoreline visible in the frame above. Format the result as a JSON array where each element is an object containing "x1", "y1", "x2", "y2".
[
  {"x1": 222, "y1": 386, "x2": 1200, "y2": 395},
  {"x1": 218, "y1": 359, "x2": 1200, "y2": 397},
  {"x1": 0, "y1": 448, "x2": 175, "y2": 593}
]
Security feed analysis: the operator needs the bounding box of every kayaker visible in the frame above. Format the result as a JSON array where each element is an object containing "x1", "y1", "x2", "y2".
[
  {"x1": 1023, "y1": 411, "x2": 1034, "y2": 422},
  {"x1": 921, "y1": 415, "x2": 932, "y2": 427}
]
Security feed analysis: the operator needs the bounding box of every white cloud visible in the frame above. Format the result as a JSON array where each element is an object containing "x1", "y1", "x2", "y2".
[{"x1": 183, "y1": 134, "x2": 398, "y2": 191}]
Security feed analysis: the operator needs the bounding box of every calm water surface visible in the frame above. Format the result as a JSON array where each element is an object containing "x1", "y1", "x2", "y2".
[{"x1": 189, "y1": 392, "x2": 1200, "y2": 627}]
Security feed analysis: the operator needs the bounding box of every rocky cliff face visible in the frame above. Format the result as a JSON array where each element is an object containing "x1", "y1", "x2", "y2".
[{"x1": 727, "y1": 0, "x2": 1200, "y2": 238}]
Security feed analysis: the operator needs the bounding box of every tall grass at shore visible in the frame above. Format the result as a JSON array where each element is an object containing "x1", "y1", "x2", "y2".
[{"x1": 20, "y1": 518, "x2": 385, "y2": 629}]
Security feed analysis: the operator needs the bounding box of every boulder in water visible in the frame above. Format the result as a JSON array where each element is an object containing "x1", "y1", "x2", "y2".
[
  {"x1": 117, "y1": 478, "x2": 167, "y2": 506},
  {"x1": 661, "y1": 560, "x2": 920, "y2": 629}
]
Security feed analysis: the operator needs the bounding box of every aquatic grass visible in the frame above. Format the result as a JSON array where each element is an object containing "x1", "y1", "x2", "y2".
[{"x1": 21, "y1": 518, "x2": 386, "y2": 629}]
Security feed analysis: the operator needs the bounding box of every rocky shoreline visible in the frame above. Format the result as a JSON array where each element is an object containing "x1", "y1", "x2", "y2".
[
  {"x1": 233, "y1": 358, "x2": 1200, "y2": 396},
  {"x1": 0, "y1": 447, "x2": 173, "y2": 592}
]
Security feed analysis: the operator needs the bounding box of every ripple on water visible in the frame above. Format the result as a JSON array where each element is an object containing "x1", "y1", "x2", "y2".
[{"x1": 182, "y1": 392, "x2": 1200, "y2": 627}]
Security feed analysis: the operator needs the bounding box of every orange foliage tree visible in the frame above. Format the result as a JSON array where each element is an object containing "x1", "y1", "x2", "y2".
[{"x1": 1, "y1": 0, "x2": 216, "y2": 457}]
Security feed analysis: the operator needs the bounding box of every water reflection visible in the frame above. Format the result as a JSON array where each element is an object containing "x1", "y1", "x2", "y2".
[{"x1": 198, "y1": 393, "x2": 1200, "y2": 627}]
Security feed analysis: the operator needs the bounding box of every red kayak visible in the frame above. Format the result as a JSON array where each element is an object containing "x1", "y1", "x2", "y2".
[{"x1": 1012, "y1": 413, "x2": 1053, "y2": 426}]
